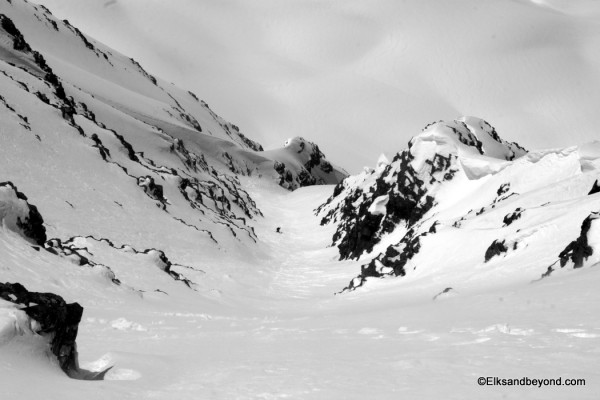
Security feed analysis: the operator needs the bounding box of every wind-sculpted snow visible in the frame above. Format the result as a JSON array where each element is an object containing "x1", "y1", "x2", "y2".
[{"x1": 318, "y1": 118, "x2": 600, "y2": 292}]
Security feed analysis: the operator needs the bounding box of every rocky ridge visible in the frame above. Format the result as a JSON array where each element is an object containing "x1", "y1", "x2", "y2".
[{"x1": 317, "y1": 117, "x2": 600, "y2": 291}]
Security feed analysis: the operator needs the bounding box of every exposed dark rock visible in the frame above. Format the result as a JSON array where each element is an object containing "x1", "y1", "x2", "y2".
[
  {"x1": 446, "y1": 122, "x2": 483, "y2": 154},
  {"x1": 589, "y1": 180, "x2": 600, "y2": 195},
  {"x1": 484, "y1": 239, "x2": 508, "y2": 262},
  {"x1": 107, "y1": 129, "x2": 138, "y2": 162},
  {"x1": 321, "y1": 146, "x2": 438, "y2": 260},
  {"x1": 170, "y1": 138, "x2": 208, "y2": 172},
  {"x1": 129, "y1": 57, "x2": 157, "y2": 85},
  {"x1": 332, "y1": 181, "x2": 344, "y2": 198},
  {"x1": 297, "y1": 168, "x2": 317, "y2": 187},
  {"x1": 143, "y1": 249, "x2": 196, "y2": 289},
  {"x1": 341, "y1": 228, "x2": 425, "y2": 291},
  {"x1": 0, "y1": 282, "x2": 94, "y2": 379},
  {"x1": 45, "y1": 238, "x2": 92, "y2": 267},
  {"x1": 320, "y1": 160, "x2": 333, "y2": 173},
  {"x1": 0, "y1": 15, "x2": 32, "y2": 52},
  {"x1": 58, "y1": 236, "x2": 198, "y2": 289},
  {"x1": 503, "y1": 208, "x2": 523, "y2": 226},
  {"x1": 137, "y1": 176, "x2": 167, "y2": 206},
  {"x1": 558, "y1": 213, "x2": 598, "y2": 268},
  {"x1": 428, "y1": 221, "x2": 438, "y2": 234},
  {"x1": 91, "y1": 133, "x2": 110, "y2": 160},
  {"x1": 34, "y1": 91, "x2": 50, "y2": 104},
  {"x1": 236, "y1": 131, "x2": 263, "y2": 152},
  {"x1": 497, "y1": 183, "x2": 510, "y2": 197},
  {"x1": 337, "y1": 212, "x2": 384, "y2": 261}
]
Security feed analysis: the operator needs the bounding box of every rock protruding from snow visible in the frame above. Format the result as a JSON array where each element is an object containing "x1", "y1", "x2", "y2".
[
  {"x1": 0, "y1": 282, "x2": 84, "y2": 378},
  {"x1": 558, "y1": 213, "x2": 600, "y2": 269},
  {"x1": 317, "y1": 117, "x2": 534, "y2": 290},
  {"x1": 0, "y1": 182, "x2": 46, "y2": 246},
  {"x1": 319, "y1": 117, "x2": 523, "y2": 261},
  {"x1": 541, "y1": 213, "x2": 600, "y2": 278}
]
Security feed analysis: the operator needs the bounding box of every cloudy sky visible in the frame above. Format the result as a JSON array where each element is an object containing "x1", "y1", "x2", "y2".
[{"x1": 37, "y1": 0, "x2": 600, "y2": 172}]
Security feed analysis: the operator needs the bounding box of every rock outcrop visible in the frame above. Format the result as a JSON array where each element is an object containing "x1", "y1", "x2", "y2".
[
  {"x1": 0, "y1": 181, "x2": 46, "y2": 246},
  {"x1": 0, "y1": 282, "x2": 90, "y2": 378},
  {"x1": 318, "y1": 117, "x2": 529, "y2": 291}
]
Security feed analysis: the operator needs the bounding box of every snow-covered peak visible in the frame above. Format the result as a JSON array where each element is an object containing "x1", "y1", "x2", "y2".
[
  {"x1": 413, "y1": 117, "x2": 527, "y2": 162},
  {"x1": 376, "y1": 153, "x2": 390, "y2": 169},
  {"x1": 317, "y1": 117, "x2": 600, "y2": 291}
]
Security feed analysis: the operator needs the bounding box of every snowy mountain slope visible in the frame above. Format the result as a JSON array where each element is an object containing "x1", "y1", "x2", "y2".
[
  {"x1": 33, "y1": 0, "x2": 600, "y2": 173},
  {"x1": 0, "y1": 0, "x2": 346, "y2": 380},
  {"x1": 317, "y1": 117, "x2": 600, "y2": 291},
  {"x1": 1, "y1": 1, "x2": 600, "y2": 398},
  {"x1": 0, "y1": 0, "x2": 349, "y2": 249},
  {"x1": 0, "y1": 0, "x2": 346, "y2": 191}
]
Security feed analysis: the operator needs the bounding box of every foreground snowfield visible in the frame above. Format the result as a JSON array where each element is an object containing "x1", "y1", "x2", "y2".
[{"x1": 2, "y1": 183, "x2": 599, "y2": 399}]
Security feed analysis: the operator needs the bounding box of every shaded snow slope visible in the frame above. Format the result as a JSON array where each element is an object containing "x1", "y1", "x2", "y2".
[{"x1": 318, "y1": 118, "x2": 600, "y2": 291}]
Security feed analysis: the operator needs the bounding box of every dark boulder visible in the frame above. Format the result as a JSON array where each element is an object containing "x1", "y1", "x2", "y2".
[
  {"x1": 558, "y1": 213, "x2": 597, "y2": 268},
  {"x1": 484, "y1": 239, "x2": 508, "y2": 262},
  {"x1": 502, "y1": 208, "x2": 523, "y2": 226},
  {"x1": 0, "y1": 282, "x2": 83, "y2": 378},
  {"x1": 589, "y1": 180, "x2": 600, "y2": 195}
]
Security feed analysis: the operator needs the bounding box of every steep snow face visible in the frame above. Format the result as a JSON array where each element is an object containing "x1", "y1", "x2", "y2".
[{"x1": 318, "y1": 118, "x2": 600, "y2": 291}]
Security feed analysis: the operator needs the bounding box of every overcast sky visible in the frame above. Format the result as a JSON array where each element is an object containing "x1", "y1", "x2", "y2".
[{"x1": 36, "y1": 0, "x2": 600, "y2": 173}]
